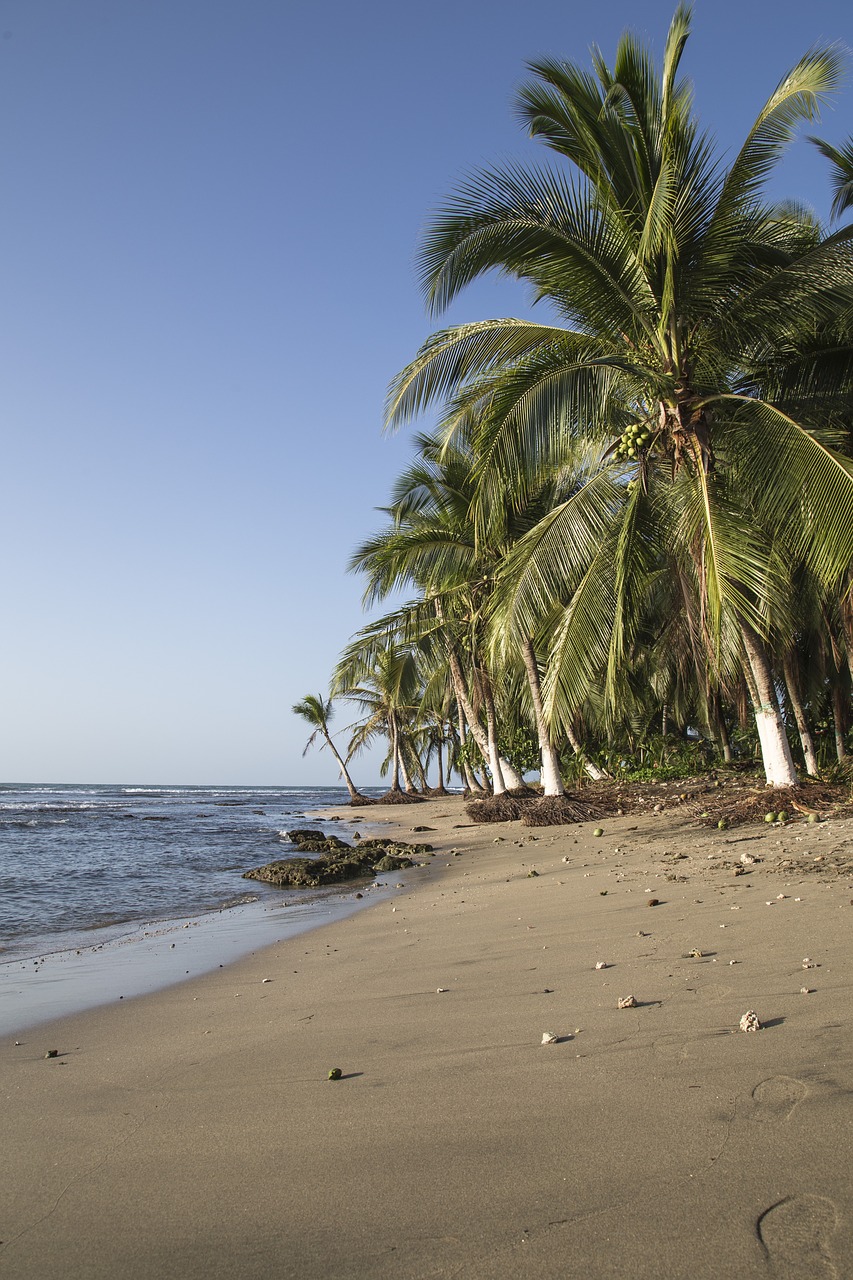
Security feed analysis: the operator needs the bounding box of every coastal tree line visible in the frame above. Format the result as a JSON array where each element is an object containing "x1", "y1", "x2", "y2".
[{"x1": 295, "y1": 6, "x2": 853, "y2": 798}]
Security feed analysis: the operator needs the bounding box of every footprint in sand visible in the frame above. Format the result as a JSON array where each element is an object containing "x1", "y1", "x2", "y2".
[
  {"x1": 757, "y1": 1195, "x2": 840, "y2": 1278},
  {"x1": 750, "y1": 1076, "x2": 807, "y2": 1123}
]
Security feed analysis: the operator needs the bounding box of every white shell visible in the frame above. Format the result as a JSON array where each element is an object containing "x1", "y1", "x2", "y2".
[
  {"x1": 739, "y1": 1010, "x2": 761, "y2": 1032},
  {"x1": 595, "y1": 961, "x2": 608, "y2": 970},
  {"x1": 618, "y1": 995, "x2": 637, "y2": 1009},
  {"x1": 802, "y1": 957, "x2": 818, "y2": 969},
  {"x1": 541, "y1": 1031, "x2": 559, "y2": 1044},
  {"x1": 740, "y1": 852, "x2": 756, "y2": 864}
]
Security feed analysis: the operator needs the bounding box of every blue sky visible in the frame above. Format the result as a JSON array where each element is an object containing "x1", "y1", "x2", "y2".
[{"x1": 1, "y1": 0, "x2": 851, "y2": 785}]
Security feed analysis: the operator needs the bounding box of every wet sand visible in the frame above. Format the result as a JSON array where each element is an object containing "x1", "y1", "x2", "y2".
[{"x1": 2, "y1": 797, "x2": 852, "y2": 1278}]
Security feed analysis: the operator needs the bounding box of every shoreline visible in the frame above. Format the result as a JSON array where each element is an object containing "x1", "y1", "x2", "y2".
[
  {"x1": 0, "y1": 802, "x2": 396, "y2": 1035},
  {"x1": 3, "y1": 796, "x2": 852, "y2": 1277}
]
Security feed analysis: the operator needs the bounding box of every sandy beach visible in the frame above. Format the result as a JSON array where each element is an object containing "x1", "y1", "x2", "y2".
[{"x1": 2, "y1": 796, "x2": 852, "y2": 1278}]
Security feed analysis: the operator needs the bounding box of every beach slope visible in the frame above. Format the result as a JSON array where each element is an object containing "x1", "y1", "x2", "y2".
[{"x1": 2, "y1": 798, "x2": 852, "y2": 1278}]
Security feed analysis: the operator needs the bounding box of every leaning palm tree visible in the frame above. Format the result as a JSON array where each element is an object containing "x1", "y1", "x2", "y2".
[
  {"x1": 292, "y1": 694, "x2": 365, "y2": 802},
  {"x1": 387, "y1": 4, "x2": 853, "y2": 786}
]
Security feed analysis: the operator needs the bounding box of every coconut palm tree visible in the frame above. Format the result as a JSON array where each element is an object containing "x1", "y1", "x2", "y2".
[
  {"x1": 387, "y1": 5, "x2": 853, "y2": 786},
  {"x1": 292, "y1": 694, "x2": 365, "y2": 802}
]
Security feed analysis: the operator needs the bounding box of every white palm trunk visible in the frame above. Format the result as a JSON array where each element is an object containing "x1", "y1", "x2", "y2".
[
  {"x1": 520, "y1": 638, "x2": 564, "y2": 796},
  {"x1": 740, "y1": 624, "x2": 798, "y2": 787}
]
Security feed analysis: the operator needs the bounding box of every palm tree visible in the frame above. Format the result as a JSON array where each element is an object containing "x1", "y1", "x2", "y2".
[
  {"x1": 335, "y1": 641, "x2": 425, "y2": 794},
  {"x1": 387, "y1": 5, "x2": 853, "y2": 786},
  {"x1": 292, "y1": 694, "x2": 365, "y2": 802}
]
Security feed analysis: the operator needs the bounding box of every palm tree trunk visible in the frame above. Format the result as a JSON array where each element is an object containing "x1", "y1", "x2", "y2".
[
  {"x1": 564, "y1": 720, "x2": 607, "y2": 781},
  {"x1": 399, "y1": 744, "x2": 417, "y2": 793},
  {"x1": 457, "y1": 702, "x2": 485, "y2": 793},
  {"x1": 479, "y1": 670, "x2": 525, "y2": 788},
  {"x1": 445, "y1": 645, "x2": 520, "y2": 792},
  {"x1": 831, "y1": 681, "x2": 847, "y2": 761},
  {"x1": 388, "y1": 715, "x2": 402, "y2": 791},
  {"x1": 709, "y1": 690, "x2": 733, "y2": 764},
  {"x1": 739, "y1": 623, "x2": 798, "y2": 787},
  {"x1": 520, "y1": 637, "x2": 564, "y2": 796},
  {"x1": 322, "y1": 733, "x2": 364, "y2": 802},
  {"x1": 782, "y1": 655, "x2": 819, "y2": 776},
  {"x1": 435, "y1": 740, "x2": 445, "y2": 792}
]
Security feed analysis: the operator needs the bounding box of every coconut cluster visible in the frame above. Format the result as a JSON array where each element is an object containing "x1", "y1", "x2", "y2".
[{"x1": 613, "y1": 423, "x2": 653, "y2": 460}]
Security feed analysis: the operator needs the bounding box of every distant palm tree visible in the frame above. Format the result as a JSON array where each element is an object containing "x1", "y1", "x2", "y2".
[{"x1": 292, "y1": 694, "x2": 364, "y2": 802}]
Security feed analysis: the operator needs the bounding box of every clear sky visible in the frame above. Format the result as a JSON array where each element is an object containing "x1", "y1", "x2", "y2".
[{"x1": 1, "y1": 0, "x2": 851, "y2": 785}]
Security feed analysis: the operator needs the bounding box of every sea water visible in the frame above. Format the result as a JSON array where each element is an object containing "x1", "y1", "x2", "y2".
[{"x1": 0, "y1": 783, "x2": 389, "y2": 1033}]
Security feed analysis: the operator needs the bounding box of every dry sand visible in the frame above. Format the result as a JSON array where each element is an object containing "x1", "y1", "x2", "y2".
[{"x1": 2, "y1": 797, "x2": 852, "y2": 1278}]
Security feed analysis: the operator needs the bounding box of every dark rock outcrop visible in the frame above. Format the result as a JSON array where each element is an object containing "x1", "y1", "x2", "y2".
[{"x1": 243, "y1": 833, "x2": 433, "y2": 889}]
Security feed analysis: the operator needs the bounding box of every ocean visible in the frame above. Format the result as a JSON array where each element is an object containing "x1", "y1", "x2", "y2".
[{"x1": 0, "y1": 782, "x2": 392, "y2": 1034}]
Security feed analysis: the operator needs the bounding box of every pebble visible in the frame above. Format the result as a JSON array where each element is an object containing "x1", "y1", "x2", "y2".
[
  {"x1": 739, "y1": 1010, "x2": 762, "y2": 1032},
  {"x1": 617, "y1": 995, "x2": 637, "y2": 1009}
]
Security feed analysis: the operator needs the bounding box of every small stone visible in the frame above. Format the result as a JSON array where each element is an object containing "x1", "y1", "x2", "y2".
[
  {"x1": 328, "y1": 1068, "x2": 343, "y2": 1080},
  {"x1": 595, "y1": 961, "x2": 608, "y2": 970},
  {"x1": 541, "y1": 1031, "x2": 559, "y2": 1044},
  {"x1": 800, "y1": 987, "x2": 812, "y2": 995},
  {"x1": 44, "y1": 1049, "x2": 59, "y2": 1059},
  {"x1": 436, "y1": 987, "x2": 448, "y2": 993},
  {"x1": 617, "y1": 995, "x2": 637, "y2": 1009},
  {"x1": 687, "y1": 948, "x2": 703, "y2": 958},
  {"x1": 647, "y1": 898, "x2": 659, "y2": 907},
  {"x1": 739, "y1": 1010, "x2": 761, "y2": 1032},
  {"x1": 527, "y1": 869, "x2": 539, "y2": 877}
]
